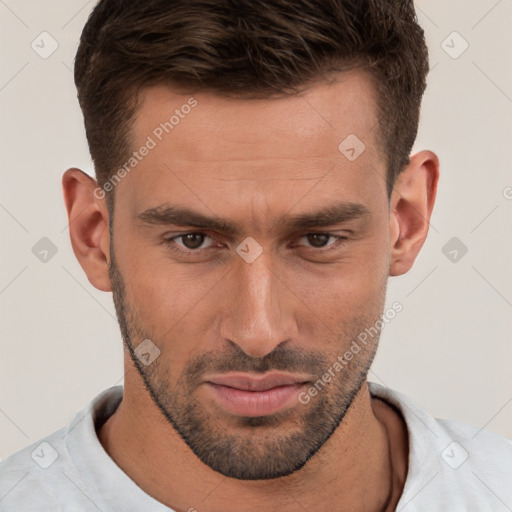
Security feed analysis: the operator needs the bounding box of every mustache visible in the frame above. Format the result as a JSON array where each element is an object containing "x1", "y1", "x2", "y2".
[{"x1": 182, "y1": 342, "x2": 328, "y2": 384}]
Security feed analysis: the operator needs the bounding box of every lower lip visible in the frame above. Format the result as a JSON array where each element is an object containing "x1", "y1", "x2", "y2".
[{"x1": 205, "y1": 383, "x2": 307, "y2": 417}]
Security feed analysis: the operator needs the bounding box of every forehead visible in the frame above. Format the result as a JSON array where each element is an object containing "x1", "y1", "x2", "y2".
[
  {"x1": 133, "y1": 69, "x2": 379, "y2": 157},
  {"x1": 116, "y1": 69, "x2": 386, "y2": 217}
]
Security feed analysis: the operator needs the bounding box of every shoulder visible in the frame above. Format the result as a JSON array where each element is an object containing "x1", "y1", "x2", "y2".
[
  {"x1": 368, "y1": 382, "x2": 512, "y2": 510},
  {"x1": 0, "y1": 427, "x2": 85, "y2": 511},
  {"x1": 0, "y1": 386, "x2": 123, "y2": 511}
]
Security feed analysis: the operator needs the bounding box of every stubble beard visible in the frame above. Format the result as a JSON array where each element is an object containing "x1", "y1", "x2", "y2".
[{"x1": 108, "y1": 246, "x2": 385, "y2": 480}]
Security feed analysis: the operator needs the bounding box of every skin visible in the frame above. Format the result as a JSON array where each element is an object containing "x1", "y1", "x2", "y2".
[{"x1": 62, "y1": 69, "x2": 439, "y2": 511}]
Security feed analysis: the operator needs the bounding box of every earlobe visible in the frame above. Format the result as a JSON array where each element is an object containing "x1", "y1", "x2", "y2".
[
  {"x1": 389, "y1": 151, "x2": 439, "y2": 277},
  {"x1": 62, "y1": 168, "x2": 112, "y2": 292}
]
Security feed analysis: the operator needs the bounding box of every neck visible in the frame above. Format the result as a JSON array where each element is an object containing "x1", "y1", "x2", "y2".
[{"x1": 99, "y1": 363, "x2": 408, "y2": 512}]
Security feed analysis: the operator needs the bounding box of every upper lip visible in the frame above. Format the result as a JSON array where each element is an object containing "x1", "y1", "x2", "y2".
[{"x1": 205, "y1": 372, "x2": 311, "y2": 391}]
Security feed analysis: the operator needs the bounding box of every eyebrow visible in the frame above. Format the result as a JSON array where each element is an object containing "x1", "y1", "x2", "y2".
[{"x1": 136, "y1": 201, "x2": 370, "y2": 235}]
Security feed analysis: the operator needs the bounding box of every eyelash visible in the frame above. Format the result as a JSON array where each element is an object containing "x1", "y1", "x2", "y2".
[{"x1": 162, "y1": 232, "x2": 349, "y2": 255}]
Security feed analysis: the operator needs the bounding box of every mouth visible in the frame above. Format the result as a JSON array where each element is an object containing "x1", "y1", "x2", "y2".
[{"x1": 203, "y1": 371, "x2": 311, "y2": 417}]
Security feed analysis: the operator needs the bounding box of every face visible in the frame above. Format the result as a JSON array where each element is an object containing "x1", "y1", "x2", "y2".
[{"x1": 108, "y1": 70, "x2": 392, "y2": 480}]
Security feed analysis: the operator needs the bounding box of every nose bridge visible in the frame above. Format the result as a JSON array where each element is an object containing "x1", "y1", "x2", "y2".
[{"x1": 223, "y1": 249, "x2": 292, "y2": 358}]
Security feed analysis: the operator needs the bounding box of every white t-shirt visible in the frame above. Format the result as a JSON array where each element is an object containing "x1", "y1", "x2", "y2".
[{"x1": 1, "y1": 382, "x2": 511, "y2": 511}]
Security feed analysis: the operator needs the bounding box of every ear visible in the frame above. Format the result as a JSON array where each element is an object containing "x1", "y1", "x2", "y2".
[
  {"x1": 62, "y1": 168, "x2": 112, "y2": 291},
  {"x1": 389, "y1": 150, "x2": 439, "y2": 276}
]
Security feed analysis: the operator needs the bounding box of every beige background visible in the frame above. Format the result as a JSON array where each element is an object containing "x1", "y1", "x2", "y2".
[{"x1": 1, "y1": 0, "x2": 511, "y2": 460}]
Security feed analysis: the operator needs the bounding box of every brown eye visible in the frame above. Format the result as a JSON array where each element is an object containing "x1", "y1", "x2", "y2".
[
  {"x1": 180, "y1": 233, "x2": 207, "y2": 249},
  {"x1": 306, "y1": 233, "x2": 331, "y2": 247},
  {"x1": 163, "y1": 232, "x2": 219, "y2": 255},
  {"x1": 294, "y1": 233, "x2": 348, "y2": 252}
]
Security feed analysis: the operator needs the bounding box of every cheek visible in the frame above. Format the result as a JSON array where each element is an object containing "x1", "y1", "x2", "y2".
[
  {"x1": 118, "y1": 217, "x2": 390, "y2": 339},
  {"x1": 121, "y1": 251, "x2": 223, "y2": 349},
  {"x1": 118, "y1": 249, "x2": 180, "y2": 331},
  {"x1": 128, "y1": 272, "x2": 197, "y2": 325},
  {"x1": 289, "y1": 239, "x2": 388, "y2": 317}
]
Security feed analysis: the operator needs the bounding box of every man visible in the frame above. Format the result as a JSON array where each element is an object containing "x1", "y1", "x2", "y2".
[{"x1": 1, "y1": 0, "x2": 511, "y2": 510}]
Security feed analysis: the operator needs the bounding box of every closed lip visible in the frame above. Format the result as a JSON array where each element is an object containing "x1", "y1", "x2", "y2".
[{"x1": 204, "y1": 371, "x2": 312, "y2": 391}]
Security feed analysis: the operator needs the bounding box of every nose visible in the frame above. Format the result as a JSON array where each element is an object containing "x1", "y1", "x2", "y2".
[{"x1": 220, "y1": 249, "x2": 296, "y2": 358}]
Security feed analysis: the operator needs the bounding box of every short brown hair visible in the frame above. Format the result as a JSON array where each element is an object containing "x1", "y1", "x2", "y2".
[{"x1": 74, "y1": 0, "x2": 429, "y2": 207}]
